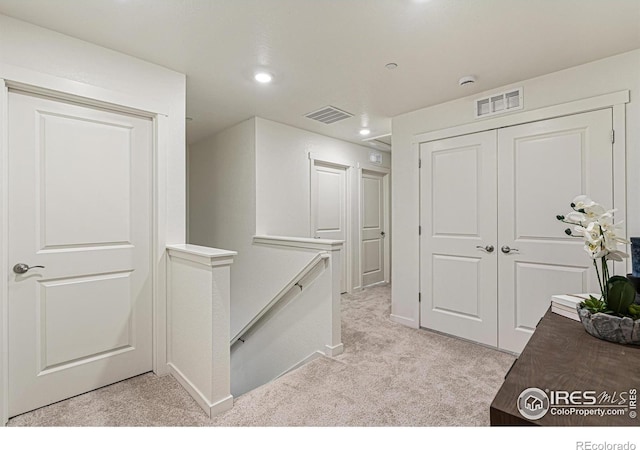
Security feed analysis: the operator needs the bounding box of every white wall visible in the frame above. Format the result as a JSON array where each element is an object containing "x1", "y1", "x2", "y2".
[
  {"x1": 0, "y1": 15, "x2": 186, "y2": 242},
  {"x1": 190, "y1": 118, "x2": 257, "y2": 251},
  {"x1": 189, "y1": 119, "x2": 322, "y2": 335},
  {"x1": 255, "y1": 117, "x2": 391, "y2": 289},
  {"x1": 255, "y1": 117, "x2": 390, "y2": 236},
  {"x1": 230, "y1": 258, "x2": 332, "y2": 397},
  {"x1": 391, "y1": 49, "x2": 640, "y2": 328}
]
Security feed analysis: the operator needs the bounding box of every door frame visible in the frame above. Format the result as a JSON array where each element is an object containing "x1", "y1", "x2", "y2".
[
  {"x1": 358, "y1": 164, "x2": 390, "y2": 288},
  {"x1": 415, "y1": 90, "x2": 629, "y2": 331},
  {"x1": 309, "y1": 153, "x2": 354, "y2": 293},
  {"x1": 0, "y1": 69, "x2": 171, "y2": 425}
]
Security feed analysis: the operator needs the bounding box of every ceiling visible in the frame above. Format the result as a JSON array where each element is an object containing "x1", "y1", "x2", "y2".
[{"x1": 0, "y1": 0, "x2": 639, "y2": 150}]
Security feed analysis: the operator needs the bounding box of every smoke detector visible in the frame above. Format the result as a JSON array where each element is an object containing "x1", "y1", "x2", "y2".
[{"x1": 459, "y1": 75, "x2": 476, "y2": 86}]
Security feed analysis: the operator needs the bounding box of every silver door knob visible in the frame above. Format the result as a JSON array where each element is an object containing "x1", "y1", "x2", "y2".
[
  {"x1": 13, "y1": 263, "x2": 45, "y2": 274},
  {"x1": 476, "y1": 245, "x2": 494, "y2": 253},
  {"x1": 501, "y1": 246, "x2": 518, "y2": 254}
]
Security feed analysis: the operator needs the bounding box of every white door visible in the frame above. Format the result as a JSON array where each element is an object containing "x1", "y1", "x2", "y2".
[
  {"x1": 311, "y1": 161, "x2": 348, "y2": 293},
  {"x1": 420, "y1": 131, "x2": 498, "y2": 346},
  {"x1": 497, "y1": 109, "x2": 613, "y2": 353},
  {"x1": 361, "y1": 170, "x2": 386, "y2": 287},
  {"x1": 8, "y1": 90, "x2": 153, "y2": 417}
]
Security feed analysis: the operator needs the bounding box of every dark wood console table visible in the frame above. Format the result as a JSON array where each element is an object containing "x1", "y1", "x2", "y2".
[{"x1": 490, "y1": 309, "x2": 640, "y2": 426}]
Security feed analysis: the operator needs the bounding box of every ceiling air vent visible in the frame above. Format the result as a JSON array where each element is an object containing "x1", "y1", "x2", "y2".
[
  {"x1": 305, "y1": 106, "x2": 353, "y2": 124},
  {"x1": 475, "y1": 88, "x2": 523, "y2": 119}
]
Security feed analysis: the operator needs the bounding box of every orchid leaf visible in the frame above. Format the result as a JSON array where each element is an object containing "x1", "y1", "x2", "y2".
[{"x1": 606, "y1": 277, "x2": 636, "y2": 315}]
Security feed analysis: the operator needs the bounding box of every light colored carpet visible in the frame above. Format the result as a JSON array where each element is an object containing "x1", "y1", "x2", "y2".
[{"x1": 8, "y1": 284, "x2": 515, "y2": 426}]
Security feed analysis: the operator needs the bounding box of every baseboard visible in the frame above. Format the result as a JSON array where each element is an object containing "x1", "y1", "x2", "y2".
[
  {"x1": 324, "y1": 343, "x2": 344, "y2": 357},
  {"x1": 168, "y1": 363, "x2": 233, "y2": 418},
  {"x1": 209, "y1": 394, "x2": 234, "y2": 417},
  {"x1": 390, "y1": 313, "x2": 418, "y2": 329},
  {"x1": 275, "y1": 351, "x2": 324, "y2": 380}
]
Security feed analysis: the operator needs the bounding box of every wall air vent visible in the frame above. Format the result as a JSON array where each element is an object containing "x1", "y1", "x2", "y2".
[
  {"x1": 475, "y1": 87, "x2": 523, "y2": 119},
  {"x1": 305, "y1": 106, "x2": 354, "y2": 124}
]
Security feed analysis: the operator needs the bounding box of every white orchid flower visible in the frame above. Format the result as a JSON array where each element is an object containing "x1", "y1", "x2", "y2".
[
  {"x1": 584, "y1": 203, "x2": 605, "y2": 218},
  {"x1": 572, "y1": 195, "x2": 596, "y2": 210},
  {"x1": 597, "y1": 209, "x2": 617, "y2": 225},
  {"x1": 560, "y1": 195, "x2": 629, "y2": 304},
  {"x1": 584, "y1": 241, "x2": 607, "y2": 259},
  {"x1": 602, "y1": 228, "x2": 628, "y2": 248},
  {"x1": 565, "y1": 211, "x2": 587, "y2": 224},
  {"x1": 605, "y1": 249, "x2": 629, "y2": 262},
  {"x1": 578, "y1": 222, "x2": 602, "y2": 244}
]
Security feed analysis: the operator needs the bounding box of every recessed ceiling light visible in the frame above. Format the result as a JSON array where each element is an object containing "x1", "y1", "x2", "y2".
[
  {"x1": 360, "y1": 129, "x2": 371, "y2": 136},
  {"x1": 385, "y1": 63, "x2": 398, "y2": 70},
  {"x1": 254, "y1": 72, "x2": 273, "y2": 84}
]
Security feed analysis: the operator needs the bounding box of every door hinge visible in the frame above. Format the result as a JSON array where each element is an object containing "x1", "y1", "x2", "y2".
[
  {"x1": 610, "y1": 129, "x2": 615, "y2": 144},
  {"x1": 418, "y1": 158, "x2": 422, "y2": 169},
  {"x1": 418, "y1": 225, "x2": 422, "y2": 235},
  {"x1": 418, "y1": 292, "x2": 422, "y2": 303}
]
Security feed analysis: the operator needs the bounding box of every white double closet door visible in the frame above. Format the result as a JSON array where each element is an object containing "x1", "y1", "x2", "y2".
[{"x1": 420, "y1": 109, "x2": 613, "y2": 353}]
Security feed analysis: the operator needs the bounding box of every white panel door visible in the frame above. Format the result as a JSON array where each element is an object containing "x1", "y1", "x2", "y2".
[
  {"x1": 311, "y1": 162, "x2": 348, "y2": 293},
  {"x1": 361, "y1": 171, "x2": 386, "y2": 287},
  {"x1": 420, "y1": 131, "x2": 498, "y2": 346},
  {"x1": 497, "y1": 109, "x2": 613, "y2": 353},
  {"x1": 8, "y1": 91, "x2": 153, "y2": 417}
]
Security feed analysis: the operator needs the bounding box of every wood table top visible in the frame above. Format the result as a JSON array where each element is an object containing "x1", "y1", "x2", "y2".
[{"x1": 490, "y1": 309, "x2": 640, "y2": 426}]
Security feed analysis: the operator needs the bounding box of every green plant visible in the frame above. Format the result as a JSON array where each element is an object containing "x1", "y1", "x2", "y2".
[
  {"x1": 558, "y1": 195, "x2": 638, "y2": 319},
  {"x1": 606, "y1": 276, "x2": 636, "y2": 315}
]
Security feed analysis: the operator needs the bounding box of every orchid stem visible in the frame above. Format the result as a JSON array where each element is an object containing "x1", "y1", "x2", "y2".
[{"x1": 594, "y1": 259, "x2": 605, "y2": 301}]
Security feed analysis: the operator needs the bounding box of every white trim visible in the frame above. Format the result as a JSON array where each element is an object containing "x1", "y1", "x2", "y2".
[
  {"x1": 345, "y1": 166, "x2": 354, "y2": 293},
  {"x1": 253, "y1": 235, "x2": 343, "y2": 252},
  {"x1": 414, "y1": 90, "x2": 630, "y2": 144},
  {"x1": 0, "y1": 64, "x2": 169, "y2": 116},
  {"x1": 323, "y1": 343, "x2": 344, "y2": 357},
  {"x1": 358, "y1": 162, "x2": 391, "y2": 174},
  {"x1": 612, "y1": 104, "x2": 628, "y2": 276},
  {"x1": 308, "y1": 151, "x2": 355, "y2": 169},
  {"x1": 185, "y1": 143, "x2": 190, "y2": 245},
  {"x1": 152, "y1": 114, "x2": 167, "y2": 377},
  {"x1": 390, "y1": 314, "x2": 418, "y2": 329},
  {"x1": 168, "y1": 363, "x2": 233, "y2": 418},
  {"x1": 0, "y1": 80, "x2": 8, "y2": 426},
  {"x1": 0, "y1": 70, "x2": 172, "y2": 425},
  {"x1": 167, "y1": 244, "x2": 237, "y2": 265}
]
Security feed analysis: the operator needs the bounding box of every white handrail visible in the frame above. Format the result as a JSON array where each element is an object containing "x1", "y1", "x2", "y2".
[{"x1": 230, "y1": 251, "x2": 330, "y2": 346}]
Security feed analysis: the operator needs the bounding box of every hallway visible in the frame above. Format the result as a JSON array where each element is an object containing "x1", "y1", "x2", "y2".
[{"x1": 9, "y1": 285, "x2": 514, "y2": 426}]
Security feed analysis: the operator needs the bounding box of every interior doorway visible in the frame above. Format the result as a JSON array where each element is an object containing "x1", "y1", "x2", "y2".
[
  {"x1": 310, "y1": 160, "x2": 350, "y2": 293},
  {"x1": 360, "y1": 168, "x2": 390, "y2": 288},
  {"x1": 6, "y1": 89, "x2": 154, "y2": 417}
]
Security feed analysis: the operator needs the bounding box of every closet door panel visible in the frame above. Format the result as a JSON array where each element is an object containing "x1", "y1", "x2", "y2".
[
  {"x1": 497, "y1": 109, "x2": 613, "y2": 353},
  {"x1": 420, "y1": 130, "x2": 498, "y2": 346}
]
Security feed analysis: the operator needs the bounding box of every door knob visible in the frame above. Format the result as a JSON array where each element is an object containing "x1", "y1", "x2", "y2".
[
  {"x1": 476, "y1": 245, "x2": 494, "y2": 253},
  {"x1": 13, "y1": 263, "x2": 45, "y2": 274},
  {"x1": 501, "y1": 246, "x2": 519, "y2": 254},
  {"x1": 380, "y1": 231, "x2": 386, "y2": 237}
]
